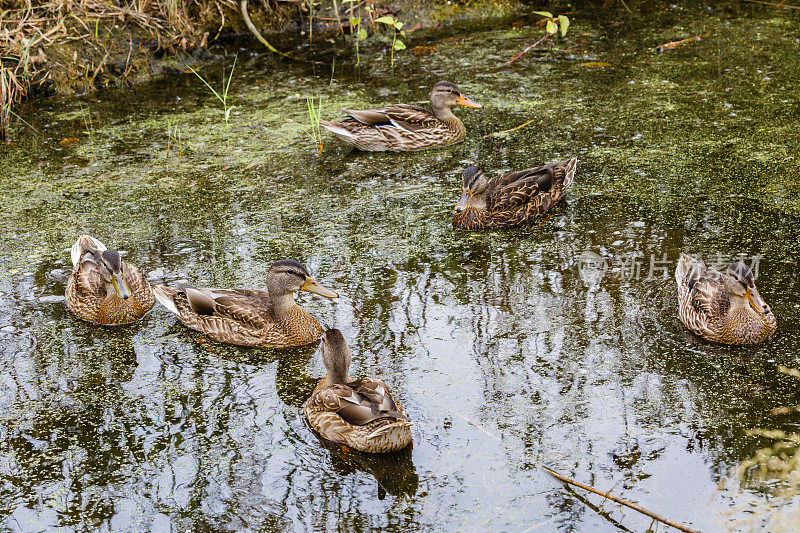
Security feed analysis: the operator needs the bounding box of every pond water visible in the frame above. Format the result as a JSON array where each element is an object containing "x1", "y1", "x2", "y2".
[{"x1": 1, "y1": 2, "x2": 800, "y2": 531}]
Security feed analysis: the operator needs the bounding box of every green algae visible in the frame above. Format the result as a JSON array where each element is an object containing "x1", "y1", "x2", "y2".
[{"x1": 1, "y1": 2, "x2": 800, "y2": 532}]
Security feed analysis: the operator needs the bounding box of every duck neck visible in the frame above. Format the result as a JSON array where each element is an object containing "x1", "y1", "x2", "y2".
[
  {"x1": 267, "y1": 285, "x2": 298, "y2": 316},
  {"x1": 322, "y1": 370, "x2": 351, "y2": 387},
  {"x1": 431, "y1": 102, "x2": 459, "y2": 124}
]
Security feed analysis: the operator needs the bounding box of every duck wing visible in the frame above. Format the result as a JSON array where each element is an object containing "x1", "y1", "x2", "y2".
[
  {"x1": 183, "y1": 287, "x2": 272, "y2": 328},
  {"x1": 312, "y1": 378, "x2": 408, "y2": 426},
  {"x1": 343, "y1": 104, "x2": 438, "y2": 132},
  {"x1": 688, "y1": 274, "x2": 731, "y2": 319},
  {"x1": 73, "y1": 260, "x2": 105, "y2": 298},
  {"x1": 487, "y1": 165, "x2": 555, "y2": 212}
]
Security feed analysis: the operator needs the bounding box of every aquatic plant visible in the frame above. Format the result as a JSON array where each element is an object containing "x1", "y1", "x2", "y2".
[
  {"x1": 165, "y1": 119, "x2": 183, "y2": 157},
  {"x1": 306, "y1": 96, "x2": 324, "y2": 157},
  {"x1": 82, "y1": 108, "x2": 95, "y2": 155},
  {"x1": 375, "y1": 14, "x2": 406, "y2": 67},
  {"x1": 503, "y1": 11, "x2": 571, "y2": 66},
  {"x1": 189, "y1": 55, "x2": 237, "y2": 135},
  {"x1": 343, "y1": 0, "x2": 368, "y2": 65}
]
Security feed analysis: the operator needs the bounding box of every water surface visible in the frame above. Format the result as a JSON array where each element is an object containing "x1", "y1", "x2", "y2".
[{"x1": 1, "y1": 2, "x2": 800, "y2": 531}]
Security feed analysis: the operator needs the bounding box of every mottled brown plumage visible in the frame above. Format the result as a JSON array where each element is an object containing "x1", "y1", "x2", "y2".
[
  {"x1": 153, "y1": 259, "x2": 338, "y2": 349},
  {"x1": 452, "y1": 158, "x2": 577, "y2": 230},
  {"x1": 65, "y1": 235, "x2": 154, "y2": 325},
  {"x1": 676, "y1": 253, "x2": 777, "y2": 344},
  {"x1": 319, "y1": 81, "x2": 482, "y2": 152},
  {"x1": 305, "y1": 329, "x2": 413, "y2": 453}
]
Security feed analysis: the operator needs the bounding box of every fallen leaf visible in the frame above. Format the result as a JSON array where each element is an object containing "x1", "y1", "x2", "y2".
[
  {"x1": 580, "y1": 62, "x2": 614, "y2": 67},
  {"x1": 60, "y1": 137, "x2": 79, "y2": 146},
  {"x1": 411, "y1": 45, "x2": 438, "y2": 56}
]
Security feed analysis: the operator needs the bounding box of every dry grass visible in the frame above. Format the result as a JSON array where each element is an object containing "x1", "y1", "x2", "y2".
[{"x1": 0, "y1": 0, "x2": 250, "y2": 137}]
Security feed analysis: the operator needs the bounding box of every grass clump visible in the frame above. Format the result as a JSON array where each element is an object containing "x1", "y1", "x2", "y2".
[{"x1": 189, "y1": 54, "x2": 237, "y2": 135}]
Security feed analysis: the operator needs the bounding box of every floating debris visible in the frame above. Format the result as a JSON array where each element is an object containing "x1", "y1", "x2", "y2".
[{"x1": 654, "y1": 33, "x2": 711, "y2": 53}]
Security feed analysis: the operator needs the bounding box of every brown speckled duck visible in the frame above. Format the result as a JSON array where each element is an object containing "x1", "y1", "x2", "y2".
[
  {"x1": 305, "y1": 329, "x2": 413, "y2": 453},
  {"x1": 65, "y1": 235, "x2": 155, "y2": 325},
  {"x1": 152, "y1": 259, "x2": 338, "y2": 348},
  {"x1": 676, "y1": 253, "x2": 776, "y2": 344},
  {"x1": 452, "y1": 158, "x2": 577, "y2": 230},
  {"x1": 319, "y1": 81, "x2": 482, "y2": 152}
]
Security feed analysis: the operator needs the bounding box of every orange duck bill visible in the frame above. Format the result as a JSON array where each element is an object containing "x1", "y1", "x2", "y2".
[{"x1": 456, "y1": 94, "x2": 482, "y2": 108}]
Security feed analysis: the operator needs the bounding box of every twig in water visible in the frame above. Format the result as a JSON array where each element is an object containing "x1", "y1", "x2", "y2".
[
  {"x1": 484, "y1": 119, "x2": 536, "y2": 138},
  {"x1": 654, "y1": 33, "x2": 711, "y2": 53},
  {"x1": 741, "y1": 0, "x2": 800, "y2": 8},
  {"x1": 502, "y1": 33, "x2": 550, "y2": 66},
  {"x1": 541, "y1": 465, "x2": 701, "y2": 533}
]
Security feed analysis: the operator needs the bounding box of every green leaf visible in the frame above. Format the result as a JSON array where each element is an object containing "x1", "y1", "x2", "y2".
[
  {"x1": 375, "y1": 16, "x2": 396, "y2": 26},
  {"x1": 532, "y1": 11, "x2": 553, "y2": 18},
  {"x1": 393, "y1": 40, "x2": 406, "y2": 50},
  {"x1": 558, "y1": 15, "x2": 570, "y2": 36},
  {"x1": 356, "y1": 28, "x2": 367, "y2": 40},
  {"x1": 348, "y1": 17, "x2": 359, "y2": 26},
  {"x1": 394, "y1": 20, "x2": 403, "y2": 30},
  {"x1": 546, "y1": 20, "x2": 557, "y2": 35}
]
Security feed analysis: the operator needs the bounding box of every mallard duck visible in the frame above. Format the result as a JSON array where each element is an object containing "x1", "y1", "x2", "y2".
[
  {"x1": 452, "y1": 158, "x2": 577, "y2": 230},
  {"x1": 305, "y1": 329, "x2": 412, "y2": 453},
  {"x1": 152, "y1": 259, "x2": 338, "y2": 348},
  {"x1": 319, "y1": 81, "x2": 482, "y2": 152},
  {"x1": 676, "y1": 253, "x2": 776, "y2": 344},
  {"x1": 65, "y1": 235, "x2": 154, "y2": 325}
]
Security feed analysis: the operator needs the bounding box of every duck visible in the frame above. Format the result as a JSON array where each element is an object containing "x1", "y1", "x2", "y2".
[
  {"x1": 452, "y1": 158, "x2": 577, "y2": 230},
  {"x1": 675, "y1": 253, "x2": 777, "y2": 344},
  {"x1": 65, "y1": 235, "x2": 155, "y2": 325},
  {"x1": 305, "y1": 329, "x2": 413, "y2": 453},
  {"x1": 152, "y1": 259, "x2": 338, "y2": 349},
  {"x1": 319, "y1": 81, "x2": 482, "y2": 152}
]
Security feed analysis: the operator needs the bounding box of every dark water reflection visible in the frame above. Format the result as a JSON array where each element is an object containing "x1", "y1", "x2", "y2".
[{"x1": 2, "y1": 1, "x2": 800, "y2": 531}]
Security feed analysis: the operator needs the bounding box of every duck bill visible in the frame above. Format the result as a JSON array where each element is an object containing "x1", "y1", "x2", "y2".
[
  {"x1": 301, "y1": 277, "x2": 338, "y2": 298},
  {"x1": 456, "y1": 94, "x2": 482, "y2": 109},
  {"x1": 112, "y1": 272, "x2": 131, "y2": 300},
  {"x1": 455, "y1": 189, "x2": 471, "y2": 212},
  {"x1": 745, "y1": 286, "x2": 770, "y2": 314}
]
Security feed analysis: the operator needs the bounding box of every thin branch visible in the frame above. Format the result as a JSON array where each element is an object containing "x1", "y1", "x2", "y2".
[
  {"x1": 741, "y1": 0, "x2": 800, "y2": 8},
  {"x1": 541, "y1": 466, "x2": 701, "y2": 533},
  {"x1": 483, "y1": 118, "x2": 536, "y2": 137},
  {"x1": 502, "y1": 32, "x2": 550, "y2": 66}
]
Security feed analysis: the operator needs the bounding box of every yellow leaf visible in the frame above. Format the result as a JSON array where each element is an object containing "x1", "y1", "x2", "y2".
[{"x1": 579, "y1": 62, "x2": 614, "y2": 67}]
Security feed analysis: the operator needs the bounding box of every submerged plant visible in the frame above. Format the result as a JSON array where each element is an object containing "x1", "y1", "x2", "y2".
[
  {"x1": 189, "y1": 55, "x2": 237, "y2": 135},
  {"x1": 306, "y1": 96, "x2": 323, "y2": 157},
  {"x1": 375, "y1": 15, "x2": 406, "y2": 67}
]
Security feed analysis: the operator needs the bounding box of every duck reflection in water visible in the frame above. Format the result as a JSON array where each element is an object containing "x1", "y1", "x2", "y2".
[{"x1": 312, "y1": 433, "x2": 419, "y2": 499}]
